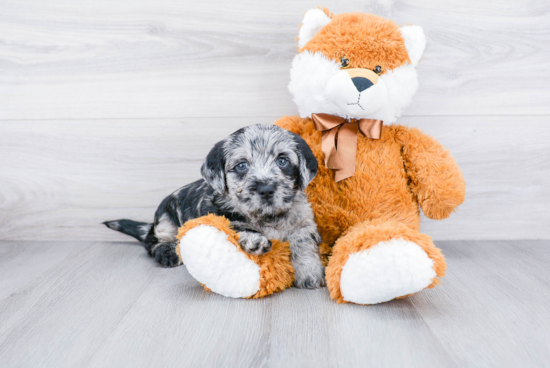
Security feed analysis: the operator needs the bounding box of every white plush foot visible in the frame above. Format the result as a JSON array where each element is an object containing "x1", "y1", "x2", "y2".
[
  {"x1": 179, "y1": 225, "x2": 260, "y2": 298},
  {"x1": 339, "y1": 239, "x2": 436, "y2": 304}
]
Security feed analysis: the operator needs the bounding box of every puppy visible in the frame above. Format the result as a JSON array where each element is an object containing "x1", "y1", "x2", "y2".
[{"x1": 104, "y1": 124, "x2": 325, "y2": 289}]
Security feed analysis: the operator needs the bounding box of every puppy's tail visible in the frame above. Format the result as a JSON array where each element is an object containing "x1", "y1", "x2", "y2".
[{"x1": 103, "y1": 219, "x2": 152, "y2": 242}]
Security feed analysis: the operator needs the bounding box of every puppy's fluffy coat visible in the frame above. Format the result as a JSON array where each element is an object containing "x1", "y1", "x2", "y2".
[{"x1": 104, "y1": 124, "x2": 325, "y2": 289}]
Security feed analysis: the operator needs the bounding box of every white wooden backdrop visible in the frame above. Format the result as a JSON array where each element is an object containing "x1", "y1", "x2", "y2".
[{"x1": 1, "y1": 0, "x2": 549, "y2": 241}]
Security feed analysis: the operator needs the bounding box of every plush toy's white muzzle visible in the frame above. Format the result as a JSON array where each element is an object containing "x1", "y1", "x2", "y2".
[
  {"x1": 325, "y1": 69, "x2": 388, "y2": 117},
  {"x1": 288, "y1": 51, "x2": 420, "y2": 123}
]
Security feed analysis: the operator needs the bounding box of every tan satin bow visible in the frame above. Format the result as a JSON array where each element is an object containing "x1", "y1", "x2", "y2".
[{"x1": 311, "y1": 113, "x2": 383, "y2": 182}]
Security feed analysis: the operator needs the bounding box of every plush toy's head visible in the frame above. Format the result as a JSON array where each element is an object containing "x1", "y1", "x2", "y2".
[{"x1": 289, "y1": 8, "x2": 426, "y2": 123}]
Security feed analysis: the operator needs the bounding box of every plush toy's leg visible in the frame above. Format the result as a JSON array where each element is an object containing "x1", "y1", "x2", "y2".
[
  {"x1": 176, "y1": 214, "x2": 294, "y2": 299},
  {"x1": 325, "y1": 219, "x2": 446, "y2": 304}
]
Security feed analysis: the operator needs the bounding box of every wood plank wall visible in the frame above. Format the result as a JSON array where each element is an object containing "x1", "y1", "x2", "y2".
[{"x1": 1, "y1": 0, "x2": 549, "y2": 241}]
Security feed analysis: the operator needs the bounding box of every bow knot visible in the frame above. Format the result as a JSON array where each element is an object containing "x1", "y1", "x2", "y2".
[{"x1": 311, "y1": 113, "x2": 383, "y2": 182}]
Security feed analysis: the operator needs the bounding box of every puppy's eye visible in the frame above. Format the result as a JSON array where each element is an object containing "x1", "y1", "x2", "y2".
[
  {"x1": 235, "y1": 162, "x2": 248, "y2": 173},
  {"x1": 277, "y1": 157, "x2": 289, "y2": 168},
  {"x1": 340, "y1": 57, "x2": 350, "y2": 69},
  {"x1": 374, "y1": 65, "x2": 382, "y2": 74}
]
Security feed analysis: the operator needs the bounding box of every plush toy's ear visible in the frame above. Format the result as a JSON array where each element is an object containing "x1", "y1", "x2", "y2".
[
  {"x1": 298, "y1": 8, "x2": 332, "y2": 49},
  {"x1": 201, "y1": 140, "x2": 227, "y2": 193},
  {"x1": 292, "y1": 134, "x2": 318, "y2": 190},
  {"x1": 400, "y1": 25, "x2": 426, "y2": 67}
]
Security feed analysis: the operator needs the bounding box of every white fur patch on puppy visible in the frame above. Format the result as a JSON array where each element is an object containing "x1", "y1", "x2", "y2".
[
  {"x1": 400, "y1": 25, "x2": 426, "y2": 67},
  {"x1": 298, "y1": 9, "x2": 332, "y2": 48},
  {"x1": 155, "y1": 213, "x2": 178, "y2": 242},
  {"x1": 179, "y1": 225, "x2": 261, "y2": 298},
  {"x1": 340, "y1": 239, "x2": 436, "y2": 304}
]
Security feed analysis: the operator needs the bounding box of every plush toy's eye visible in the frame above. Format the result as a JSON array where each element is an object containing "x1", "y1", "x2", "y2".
[
  {"x1": 374, "y1": 65, "x2": 382, "y2": 74},
  {"x1": 235, "y1": 162, "x2": 248, "y2": 173},
  {"x1": 277, "y1": 157, "x2": 289, "y2": 168},
  {"x1": 340, "y1": 57, "x2": 350, "y2": 69}
]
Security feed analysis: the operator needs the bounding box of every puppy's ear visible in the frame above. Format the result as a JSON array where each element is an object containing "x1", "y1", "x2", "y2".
[
  {"x1": 201, "y1": 140, "x2": 226, "y2": 193},
  {"x1": 292, "y1": 134, "x2": 318, "y2": 190}
]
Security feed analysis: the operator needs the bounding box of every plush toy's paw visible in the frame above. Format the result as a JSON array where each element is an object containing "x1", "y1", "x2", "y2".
[
  {"x1": 339, "y1": 239, "x2": 435, "y2": 304},
  {"x1": 179, "y1": 224, "x2": 262, "y2": 298},
  {"x1": 176, "y1": 214, "x2": 295, "y2": 299},
  {"x1": 238, "y1": 231, "x2": 272, "y2": 255},
  {"x1": 326, "y1": 220, "x2": 446, "y2": 304}
]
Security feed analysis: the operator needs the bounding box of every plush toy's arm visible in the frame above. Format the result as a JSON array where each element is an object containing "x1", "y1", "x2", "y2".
[
  {"x1": 176, "y1": 214, "x2": 294, "y2": 299},
  {"x1": 399, "y1": 127, "x2": 466, "y2": 220}
]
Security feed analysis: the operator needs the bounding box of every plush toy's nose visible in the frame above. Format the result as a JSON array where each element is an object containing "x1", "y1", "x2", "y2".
[
  {"x1": 351, "y1": 77, "x2": 373, "y2": 92},
  {"x1": 346, "y1": 68, "x2": 380, "y2": 92}
]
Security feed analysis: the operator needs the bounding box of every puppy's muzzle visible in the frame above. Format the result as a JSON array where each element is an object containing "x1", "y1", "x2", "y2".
[{"x1": 257, "y1": 183, "x2": 275, "y2": 201}]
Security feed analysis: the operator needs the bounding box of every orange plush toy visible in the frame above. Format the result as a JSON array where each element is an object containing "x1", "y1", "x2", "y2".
[{"x1": 273, "y1": 8, "x2": 466, "y2": 304}]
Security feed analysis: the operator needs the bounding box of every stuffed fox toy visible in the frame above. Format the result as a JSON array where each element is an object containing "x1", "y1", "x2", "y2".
[
  {"x1": 273, "y1": 8, "x2": 465, "y2": 304},
  {"x1": 178, "y1": 8, "x2": 465, "y2": 304}
]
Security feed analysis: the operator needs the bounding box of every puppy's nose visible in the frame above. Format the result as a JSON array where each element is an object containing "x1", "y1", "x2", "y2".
[
  {"x1": 352, "y1": 77, "x2": 373, "y2": 92},
  {"x1": 257, "y1": 184, "x2": 275, "y2": 199}
]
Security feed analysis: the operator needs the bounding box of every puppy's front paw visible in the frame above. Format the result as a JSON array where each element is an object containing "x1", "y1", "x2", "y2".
[
  {"x1": 294, "y1": 265, "x2": 326, "y2": 289},
  {"x1": 154, "y1": 243, "x2": 182, "y2": 268},
  {"x1": 238, "y1": 232, "x2": 272, "y2": 256}
]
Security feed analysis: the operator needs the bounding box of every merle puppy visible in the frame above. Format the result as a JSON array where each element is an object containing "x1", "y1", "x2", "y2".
[{"x1": 104, "y1": 124, "x2": 325, "y2": 288}]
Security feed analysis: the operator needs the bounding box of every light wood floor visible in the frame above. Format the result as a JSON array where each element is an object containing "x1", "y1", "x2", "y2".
[{"x1": 0, "y1": 240, "x2": 548, "y2": 368}]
